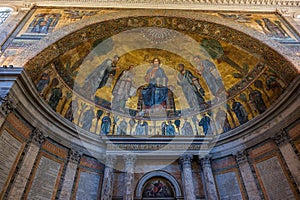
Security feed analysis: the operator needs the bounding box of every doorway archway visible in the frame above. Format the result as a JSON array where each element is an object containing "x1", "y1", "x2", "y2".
[{"x1": 135, "y1": 171, "x2": 182, "y2": 200}]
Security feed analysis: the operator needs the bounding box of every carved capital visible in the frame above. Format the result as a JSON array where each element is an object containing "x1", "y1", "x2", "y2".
[
  {"x1": 235, "y1": 150, "x2": 248, "y2": 164},
  {"x1": 124, "y1": 154, "x2": 136, "y2": 166},
  {"x1": 199, "y1": 155, "x2": 212, "y2": 168},
  {"x1": 273, "y1": 130, "x2": 289, "y2": 146},
  {"x1": 31, "y1": 128, "x2": 46, "y2": 145},
  {"x1": 69, "y1": 149, "x2": 82, "y2": 164},
  {"x1": 0, "y1": 96, "x2": 16, "y2": 115},
  {"x1": 179, "y1": 154, "x2": 193, "y2": 168},
  {"x1": 105, "y1": 154, "x2": 117, "y2": 168}
]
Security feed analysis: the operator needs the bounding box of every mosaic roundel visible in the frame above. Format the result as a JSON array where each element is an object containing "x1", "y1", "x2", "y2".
[{"x1": 26, "y1": 15, "x2": 298, "y2": 136}]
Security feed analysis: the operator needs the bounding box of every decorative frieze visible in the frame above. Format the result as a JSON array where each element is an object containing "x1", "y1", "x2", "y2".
[
  {"x1": 107, "y1": 143, "x2": 209, "y2": 151},
  {"x1": 6, "y1": 0, "x2": 300, "y2": 7}
]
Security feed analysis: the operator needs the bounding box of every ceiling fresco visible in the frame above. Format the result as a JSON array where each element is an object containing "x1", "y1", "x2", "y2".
[{"x1": 23, "y1": 12, "x2": 298, "y2": 136}]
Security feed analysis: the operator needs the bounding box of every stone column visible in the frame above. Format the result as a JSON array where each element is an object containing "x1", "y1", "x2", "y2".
[
  {"x1": 59, "y1": 150, "x2": 82, "y2": 200},
  {"x1": 199, "y1": 156, "x2": 218, "y2": 200},
  {"x1": 101, "y1": 155, "x2": 116, "y2": 200},
  {"x1": 123, "y1": 154, "x2": 136, "y2": 200},
  {"x1": 235, "y1": 150, "x2": 261, "y2": 200},
  {"x1": 273, "y1": 130, "x2": 300, "y2": 191},
  {"x1": 7, "y1": 128, "x2": 45, "y2": 200},
  {"x1": 180, "y1": 154, "x2": 196, "y2": 200}
]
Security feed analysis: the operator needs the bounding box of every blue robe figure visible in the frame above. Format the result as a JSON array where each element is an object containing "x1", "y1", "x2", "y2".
[
  {"x1": 142, "y1": 121, "x2": 149, "y2": 135},
  {"x1": 135, "y1": 121, "x2": 144, "y2": 135},
  {"x1": 36, "y1": 73, "x2": 50, "y2": 93},
  {"x1": 231, "y1": 100, "x2": 248, "y2": 125},
  {"x1": 142, "y1": 58, "x2": 169, "y2": 108},
  {"x1": 166, "y1": 121, "x2": 175, "y2": 136},
  {"x1": 100, "y1": 114, "x2": 111, "y2": 135},
  {"x1": 198, "y1": 114, "x2": 213, "y2": 135},
  {"x1": 82, "y1": 108, "x2": 94, "y2": 131}
]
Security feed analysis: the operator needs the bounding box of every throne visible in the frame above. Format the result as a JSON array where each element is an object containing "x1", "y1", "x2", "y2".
[{"x1": 137, "y1": 85, "x2": 176, "y2": 118}]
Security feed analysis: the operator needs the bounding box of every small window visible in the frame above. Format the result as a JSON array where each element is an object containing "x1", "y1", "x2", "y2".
[{"x1": 0, "y1": 7, "x2": 12, "y2": 26}]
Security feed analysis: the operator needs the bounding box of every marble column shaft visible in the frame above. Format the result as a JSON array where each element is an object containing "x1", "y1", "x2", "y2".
[
  {"x1": 7, "y1": 128, "x2": 45, "y2": 200},
  {"x1": 235, "y1": 151, "x2": 260, "y2": 200},
  {"x1": 123, "y1": 155, "x2": 136, "y2": 200},
  {"x1": 180, "y1": 154, "x2": 196, "y2": 200},
  {"x1": 200, "y1": 156, "x2": 218, "y2": 200},
  {"x1": 274, "y1": 131, "x2": 300, "y2": 191},
  {"x1": 101, "y1": 155, "x2": 116, "y2": 200},
  {"x1": 59, "y1": 150, "x2": 82, "y2": 200}
]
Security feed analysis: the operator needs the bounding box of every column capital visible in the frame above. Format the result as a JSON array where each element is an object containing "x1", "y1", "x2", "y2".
[
  {"x1": 272, "y1": 129, "x2": 289, "y2": 146},
  {"x1": 69, "y1": 149, "x2": 82, "y2": 164},
  {"x1": 199, "y1": 155, "x2": 212, "y2": 168},
  {"x1": 179, "y1": 154, "x2": 193, "y2": 167},
  {"x1": 124, "y1": 154, "x2": 136, "y2": 165},
  {"x1": 0, "y1": 95, "x2": 16, "y2": 115},
  {"x1": 105, "y1": 154, "x2": 117, "y2": 168},
  {"x1": 235, "y1": 150, "x2": 248, "y2": 164},
  {"x1": 31, "y1": 128, "x2": 46, "y2": 145}
]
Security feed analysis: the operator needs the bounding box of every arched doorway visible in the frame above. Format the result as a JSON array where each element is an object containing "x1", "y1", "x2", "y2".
[
  {"x1": 135, "y1": 171, "x2": 183, "y2": 200},
  {"x1": 142, "y1": 177, "x2": 175, "y2": 199}
]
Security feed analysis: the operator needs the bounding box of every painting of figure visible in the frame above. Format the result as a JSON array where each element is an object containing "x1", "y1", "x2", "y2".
[
  {"x1": 142, "y1": 179, "x2": 174, "y2": 198},
  {"x1": 112, "y1": 65, "x2": 136, "y2": 112},
  {"x1": 142, "y1": 58, "x2": 168, "y2": 108},
  {"x1": 82, "y1": 55, "x2": 119, "y2": 99},
  {"x1": 27, "y1": 13, "x2": 61, "y2": 34},
  {"x1": 177, "y1": 63, "x2": 206, "y2": 110}
]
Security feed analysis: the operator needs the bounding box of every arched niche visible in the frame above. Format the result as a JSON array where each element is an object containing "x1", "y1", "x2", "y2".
[{"x1": 135, "y1": 171, "x2": 182, "y2": 199}]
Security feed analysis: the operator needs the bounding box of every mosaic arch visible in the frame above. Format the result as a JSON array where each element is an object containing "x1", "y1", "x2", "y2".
[{"x1": 20, "y1": 10, "x2": 299, "y2": 136}]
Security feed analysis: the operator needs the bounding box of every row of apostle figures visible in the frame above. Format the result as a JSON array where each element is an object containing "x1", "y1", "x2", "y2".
[{"x1": 74, "y1": 88, "x2": 266, "y2": 135}]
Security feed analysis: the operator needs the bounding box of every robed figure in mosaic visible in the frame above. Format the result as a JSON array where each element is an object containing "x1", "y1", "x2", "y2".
[
  {"x1": 177, "y1": 63, "x2": 206, "y2": 110},
  {"x1": 83, "y1": 55, "x2": 119, "y2": 99},
  {"x1": 142, "y1": 58, "x2": 168, "y2": 108}
]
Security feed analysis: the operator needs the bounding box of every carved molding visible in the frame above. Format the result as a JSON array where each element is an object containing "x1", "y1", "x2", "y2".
[
  {"x1": 31, "y1": 128, "x2": 46, "y2": 145},
  {"x1": 272, "y1": 129, "x2": 289, "y2": 146},
  {"x1": 235, "y1": 150, "x2": 248, "y2": 164},
  {"x1": 107, "y1": 143, "x2": 209, "y2": 151},
  {"x1": 3, "y1": 0, "x2": 300, "y2": 8}
]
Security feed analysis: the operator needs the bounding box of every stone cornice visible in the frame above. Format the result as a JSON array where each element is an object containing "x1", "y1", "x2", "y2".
[{"x1": 1, "y1": 0, "x2": 300, "y2": 11}]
